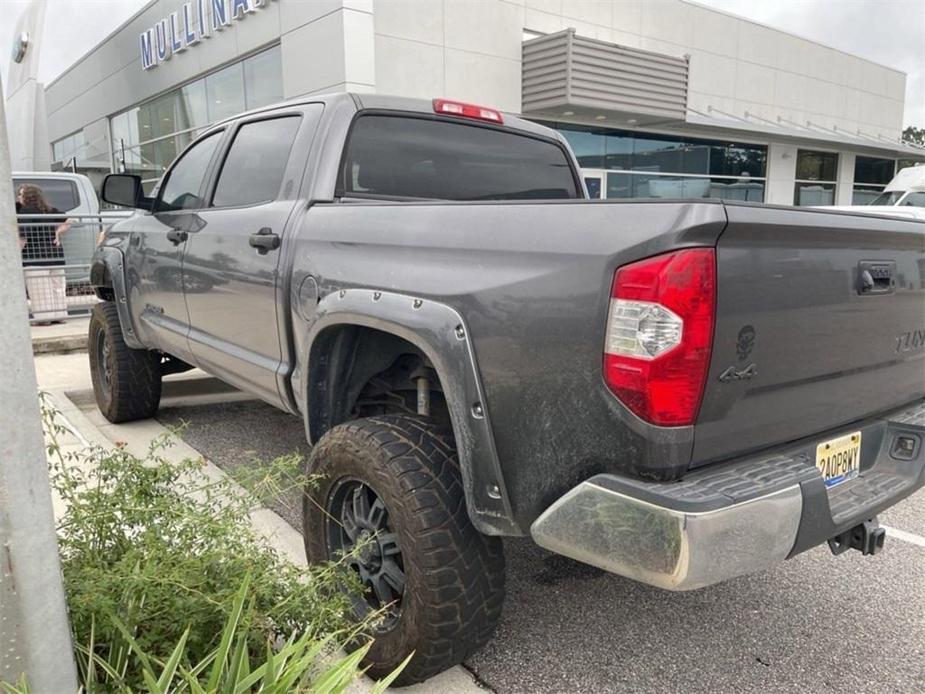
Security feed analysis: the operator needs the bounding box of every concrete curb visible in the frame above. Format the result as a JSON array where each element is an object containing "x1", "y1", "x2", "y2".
[
  {"x1": 45, "y1": 388, "x2": 488, "y2": 694},
  {"x1": 32, "y1": 334, "x2": 87, "y2": 355},
  {"x1": 31, "y1": 317, "x2": 91, "y2": 355}
]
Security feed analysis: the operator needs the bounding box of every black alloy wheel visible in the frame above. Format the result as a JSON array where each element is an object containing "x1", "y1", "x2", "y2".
[{"x1": 327, "y1": 478, "x2": 405, "y2": 631}]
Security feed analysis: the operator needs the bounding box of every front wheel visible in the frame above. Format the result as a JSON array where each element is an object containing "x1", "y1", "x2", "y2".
[
  {"x1": 88, "y1": 302, "x2": 162, "y2": 423},
  {"x1": 303, "y1": 415, "x2": 505, "y2": 686}
]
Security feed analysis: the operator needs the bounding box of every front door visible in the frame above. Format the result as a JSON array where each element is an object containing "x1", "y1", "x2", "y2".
[
  {"x1": 126, "y1": 130, "x2": 224, "y2": 362},
  {"x1": 182, "y1": 113, "x2": 309, "y2": 405}
]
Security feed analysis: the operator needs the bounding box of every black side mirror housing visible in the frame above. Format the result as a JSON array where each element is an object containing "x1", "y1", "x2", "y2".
[{"x1": 101, "y1": 174, "x2": 153, "y2": 210}]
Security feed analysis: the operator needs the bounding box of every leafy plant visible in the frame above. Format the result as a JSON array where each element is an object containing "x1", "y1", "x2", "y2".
[
  {"x1": 65, "y1": 575, "x2": 409, "y2": 693},
  {"x1": 37, "y1": 399, "x2": 395, "y2": 691}
]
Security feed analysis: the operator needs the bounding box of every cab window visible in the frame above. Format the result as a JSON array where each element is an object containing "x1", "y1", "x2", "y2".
[
  {"x1": 900, "y1": 192, "x2": 925, "y2": 207},
  {"x1": 339, "y1": 115, "x2": 579, "y2": 201},
  {"x1": 157, "y1": 131, "x2": 223, "y2": 211},
  {"x1": 211, "y1": 117, "x2": 301, "y2": 208}
]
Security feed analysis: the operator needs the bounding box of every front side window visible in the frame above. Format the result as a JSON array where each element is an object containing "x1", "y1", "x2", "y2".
[
  {"x1": 341, "y1": 115, "x2": 579, "y2": 200},
  {"x1": 794, "y1": 149, "x2": 839, "y2": 206},
  {"x1": 157, "y1": 131, "x2": 223, "y2": 211},
  {"x1": 211, "y1": 116, "x2": 301, "y2": 208},
  {"x1": 900, "y1": 192, "x2": 925, "y2": 207}
]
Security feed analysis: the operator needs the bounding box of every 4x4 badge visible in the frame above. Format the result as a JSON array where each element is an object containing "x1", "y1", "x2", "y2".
[{"x1": 718, "y1": 363, "x2": 757, "y2": 383}]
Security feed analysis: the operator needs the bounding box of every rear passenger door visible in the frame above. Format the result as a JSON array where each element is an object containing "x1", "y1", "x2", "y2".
[{"x1": 182, "y1": 106, "x2": 321, "y2": 406}]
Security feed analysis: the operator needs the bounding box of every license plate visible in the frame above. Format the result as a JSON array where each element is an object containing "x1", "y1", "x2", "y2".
[{"x1": 815, "y1": 431, "x2": 862, "y2": 488}]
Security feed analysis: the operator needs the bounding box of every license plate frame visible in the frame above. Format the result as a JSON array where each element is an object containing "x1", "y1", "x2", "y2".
[{"x1": 815, "y1": 431, "x2": 862, "y2": 489}]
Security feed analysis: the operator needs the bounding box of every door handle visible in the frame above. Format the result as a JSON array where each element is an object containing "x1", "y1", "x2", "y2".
[
  {"x1": 166, "y1": 228, "x2": 188, "y2": 245},
  {"x1": 249, "y1": 227, "x2": 280, "y2": 255}
]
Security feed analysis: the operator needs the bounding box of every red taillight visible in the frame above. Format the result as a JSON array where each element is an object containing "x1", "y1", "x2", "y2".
[
  {"x1": 432, "y1": 98, "x2": 504, "y2": 124},
  {"x1": 603, "y1": 249, "x2": 716, "y2": 426}
]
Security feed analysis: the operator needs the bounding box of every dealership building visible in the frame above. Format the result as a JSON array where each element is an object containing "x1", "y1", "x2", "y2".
[{"x1": 42, "y1": 0, "x2": 924, "y2": 205}]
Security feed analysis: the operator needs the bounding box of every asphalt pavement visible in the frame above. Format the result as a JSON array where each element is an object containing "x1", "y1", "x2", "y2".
[{"x1": 157, "y1": 396, "x2": 925, "y2": 694}]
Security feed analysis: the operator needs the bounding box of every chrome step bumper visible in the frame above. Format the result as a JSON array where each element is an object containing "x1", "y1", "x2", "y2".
[{"x1": 531, "y1": 400, "x2": 925, "y2": 591}]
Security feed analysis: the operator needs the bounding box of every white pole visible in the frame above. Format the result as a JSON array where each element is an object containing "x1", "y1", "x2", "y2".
[{"x1": 0, "y1": 74, "x2": 78, "y2": 689}]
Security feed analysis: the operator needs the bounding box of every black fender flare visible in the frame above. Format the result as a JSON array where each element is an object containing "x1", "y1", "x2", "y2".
[
  {"x1": 90, "y1": 246, "x2": 144, "y2": 350},
  {"x1": 299, "y1": 289, "x2": 520, "y2": 537}
]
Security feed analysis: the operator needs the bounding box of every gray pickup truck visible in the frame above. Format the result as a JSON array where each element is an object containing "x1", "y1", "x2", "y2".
[{"x1": 91, "y1": 92, "x2": 925, "y2": 685}]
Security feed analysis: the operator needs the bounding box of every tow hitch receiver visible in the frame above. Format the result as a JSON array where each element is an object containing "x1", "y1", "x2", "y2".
[{"x1": 828, "y1": 518, "x2": 886, "y2": 556}]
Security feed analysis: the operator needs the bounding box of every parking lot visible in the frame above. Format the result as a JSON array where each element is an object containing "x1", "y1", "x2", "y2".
[{"x1": 156, "y1": 394, "x2": 925, "y2": 694}]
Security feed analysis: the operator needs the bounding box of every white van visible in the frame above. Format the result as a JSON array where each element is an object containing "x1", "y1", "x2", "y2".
[
  {"x1": 821, "y1": 165, "x2": 925, "y2": 220},
  {"x1": 866, "y1": 165, "x2": 925, "y2": 209}
]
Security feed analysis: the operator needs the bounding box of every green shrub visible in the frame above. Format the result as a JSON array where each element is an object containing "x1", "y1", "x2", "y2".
[
  {"x1": 39, "y1": 402, "x2": 388, "y2": 691},
  {"x1": 3, "y1": 575, "x2": 407, "y2": 693}
]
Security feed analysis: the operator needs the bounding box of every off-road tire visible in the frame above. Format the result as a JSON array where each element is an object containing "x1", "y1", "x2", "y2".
[
  {"x1": 303, "y1": 415, "x2": 505, "y2": 686},
  {"x1": 88, "y1": 302, "x2": 162, "y2": 423}
]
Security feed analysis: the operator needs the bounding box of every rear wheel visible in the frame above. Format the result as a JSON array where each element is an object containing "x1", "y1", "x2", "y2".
[
  {"x1": 88, "y1": 302, "x2": 162, "y2": 423},
  {"x1": 303, "y1": 415, "x2": 505, "y2": 686}
]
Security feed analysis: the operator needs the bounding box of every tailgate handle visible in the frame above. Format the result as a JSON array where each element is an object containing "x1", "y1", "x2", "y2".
[{"x1": 857, "y1": 261, "x2": 895, "y2": 295}]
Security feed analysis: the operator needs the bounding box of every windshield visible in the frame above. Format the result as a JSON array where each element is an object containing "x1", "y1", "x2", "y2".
[{"x1": 868, "y1": 190, "x2": 904, "y2": 206}]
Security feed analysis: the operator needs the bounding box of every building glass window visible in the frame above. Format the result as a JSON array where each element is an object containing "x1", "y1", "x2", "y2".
[
  {"x1": 552, "y1": 123, "x2": 767, "y2": 202},
  {"x1": 793, "y1": 149, "x2": 838, "y2": 206},
  {"x1": 52, "y1": 131, "x2": 85, "y2": 165},
  {"x1": 181, "y1": 80, "x2": 209, "y2": 130},
  {"x1": 852, "y1": 156, "x2": 894, "y2": 204},
  {"x1": 110, "y1": 45, "x2": 282, "y2": 191},
  {"x1": 205, "y1": 62, "x2": 246, "y2": 123},
  {"x1": 562, "y1": 128, "x2": 606, "y2": 168},
  {"x1": 243, "y1": 44, "x2": 283, "y2": 110},
  {"x1": 896, "y1": 159, "x2": 920, "y2": 172}
]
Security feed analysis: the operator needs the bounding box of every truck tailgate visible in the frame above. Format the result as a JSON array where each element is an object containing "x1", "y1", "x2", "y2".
[{"x1": 694, "y1": 205, "x2": 925, "y2": 465}]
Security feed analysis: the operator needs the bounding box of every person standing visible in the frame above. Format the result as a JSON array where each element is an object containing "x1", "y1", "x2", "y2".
[{"x1": 17, "y1": 184, "x2": 71, "y2": 323}]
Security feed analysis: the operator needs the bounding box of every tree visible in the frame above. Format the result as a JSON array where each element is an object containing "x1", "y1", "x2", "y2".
[{"x1": 902, "y1": 126, "x2": 925, "y2": 146}]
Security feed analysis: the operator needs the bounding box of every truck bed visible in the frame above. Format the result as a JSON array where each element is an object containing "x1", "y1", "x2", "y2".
[{"x1": 295, "y1": 198, "x2": 925, "y2": 530}]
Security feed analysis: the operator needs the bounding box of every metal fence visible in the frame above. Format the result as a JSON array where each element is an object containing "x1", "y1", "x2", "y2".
[{"x1": 17, "y1": 212, "x2": 130, "y2": 323}]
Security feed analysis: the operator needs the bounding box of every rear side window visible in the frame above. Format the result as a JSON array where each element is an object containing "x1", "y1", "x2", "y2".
[
  {"x1": 340, "y1": 115, "x2": 579, "y2": 201},
  {"x1": 212, "y1": 116, "x2": 301, "y2": 207},
  {"x1": 13, "y1": 178, "x2": 80, "y2": 212}
]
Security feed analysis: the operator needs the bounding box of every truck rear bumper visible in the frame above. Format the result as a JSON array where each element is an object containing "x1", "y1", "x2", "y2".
[{"x1": 530, "y1": 400, "x2": 925, "y2": 591}]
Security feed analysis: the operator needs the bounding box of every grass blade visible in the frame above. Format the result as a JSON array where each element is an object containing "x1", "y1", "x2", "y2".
[
  {"x1": 370, "y1": 652, "x2": 413, "y2": 694},
  {"x1": 156, "y1": 626, "x2": 190, "y2": 690},
  {"x1": 206, "y1": 573, "x2": 251, "y2": 691}
]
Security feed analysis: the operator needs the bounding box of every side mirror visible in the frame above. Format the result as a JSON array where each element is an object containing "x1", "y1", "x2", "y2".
[{"x1": 101, "y1": 174, "x2": 152, "y2": 210}]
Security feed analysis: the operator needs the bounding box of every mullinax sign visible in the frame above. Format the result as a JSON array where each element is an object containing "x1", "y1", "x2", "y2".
[{"x1": 140, "y1": 0, "x2": 274, "y2": 70}]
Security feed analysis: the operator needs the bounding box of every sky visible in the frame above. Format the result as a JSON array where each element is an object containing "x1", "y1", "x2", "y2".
[{"x1": 1, "y1": 0, "x2": 923, "y2": 127}]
